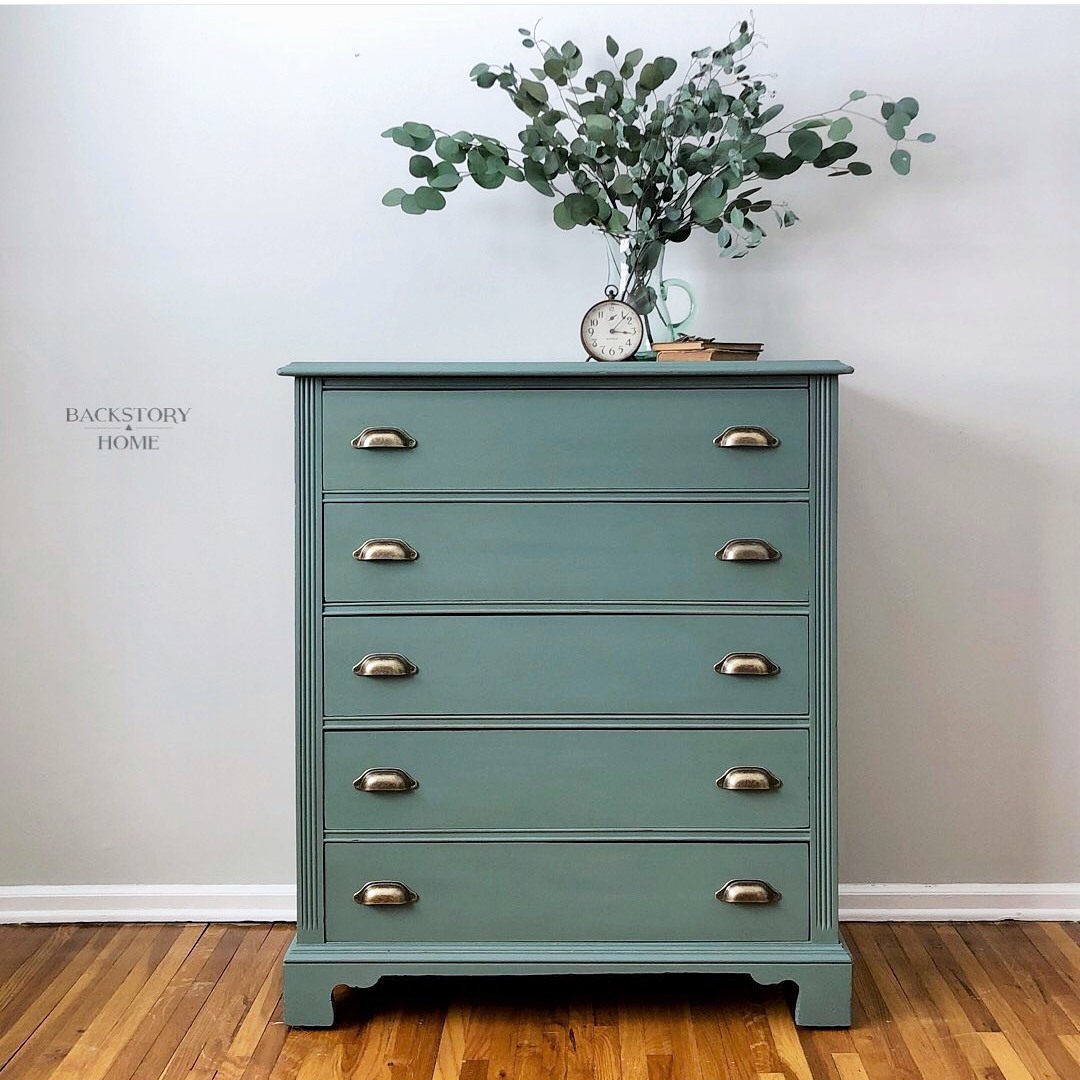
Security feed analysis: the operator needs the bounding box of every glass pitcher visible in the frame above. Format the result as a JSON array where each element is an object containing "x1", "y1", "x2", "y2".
[{"x1": 601, "y1": 233, "x2": 697, "y2": 358}]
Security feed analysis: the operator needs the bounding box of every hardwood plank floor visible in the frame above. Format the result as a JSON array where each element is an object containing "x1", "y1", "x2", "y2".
[{"x1": 0, "y1": 923, "x2": 1077, "y2": 1079}]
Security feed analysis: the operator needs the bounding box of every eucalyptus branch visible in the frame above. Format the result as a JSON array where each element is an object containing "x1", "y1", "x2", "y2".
[{"x1": 380, "y1": 16, "x2": 933, "y2": 250}]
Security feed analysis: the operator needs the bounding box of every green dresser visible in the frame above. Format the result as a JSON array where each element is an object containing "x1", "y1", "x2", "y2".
[{"x1": 278, "y1": 360, "x2": 853, "y2": 1028}]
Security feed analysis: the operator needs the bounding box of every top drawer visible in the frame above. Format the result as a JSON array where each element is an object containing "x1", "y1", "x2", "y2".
[{"x1": 322, "y1": 388, "x2": 809, "y2": 492}]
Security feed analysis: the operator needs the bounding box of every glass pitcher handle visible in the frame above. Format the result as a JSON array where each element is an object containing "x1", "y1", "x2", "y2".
[{"x1": 660, "y1": 278, "x2": 696, "y2": 336}]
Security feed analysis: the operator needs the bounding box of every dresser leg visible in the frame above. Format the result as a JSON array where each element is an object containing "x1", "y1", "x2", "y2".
[
  {"x1": 282, "y1": 962, "x2": 337, "y2": 1027},
  {"x1": 283, "y1": 956, "x2": 383, "y2": 1028},
  {"x1": 792, "y1": 963, "x2": 853, "y2": 1027}
]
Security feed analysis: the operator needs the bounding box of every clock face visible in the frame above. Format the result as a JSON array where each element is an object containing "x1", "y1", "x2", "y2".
[{"x1": 580, "y1": 299, "x2": 644, "y2": 361}]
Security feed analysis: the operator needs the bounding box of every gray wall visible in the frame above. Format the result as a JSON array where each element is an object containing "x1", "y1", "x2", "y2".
[{"x1": 1, "y1": 5, "x2": 1077, "y2": 888}]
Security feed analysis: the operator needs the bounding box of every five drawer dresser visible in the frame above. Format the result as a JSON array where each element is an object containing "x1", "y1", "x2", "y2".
[{"x1": 278, "y1": 359, "x2": 853, "y2": 1028}]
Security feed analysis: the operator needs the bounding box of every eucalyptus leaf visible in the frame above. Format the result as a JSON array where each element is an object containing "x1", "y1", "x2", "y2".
[
  {"x1": 789, "y1": 128, "x2": 823, "y2": 161},
  {"x1": 473, "y1": 169, "x2": 506, "y2": 189},
  {"x1": 435, "y1": 136, "x2": 465, "y2": 163},
  {"x1": 466, "y1": 147, "x2": 488, "y2": 178},
  {"x1": 523, "y1": 158, "x2": 555, "y2": 195},
  {"x1": 606, "y1": 35, "x2": 619, "y2": 57},
  {"x1": 847, "y1": 161, "x2": 872, "y2": 176},
  {"x1": 543, "y1": 58, "x2": 565, "y2": 80},
  {"x1": 890, "y1": 148, "x2": 911, "y2": 175},
  {"x1": 520, "y1": 78, "x2": 548, "y2": 103},
  {"x1": 828, "y1": 117, "x2": 853, "y2": 141},
  {"x1": 813, "y1": 140, "x2": 856, "y2": 168},
  {"x1": 885, "y1": 111, "x2": 911, "y2": 140},
  {"x1": 692, "y1": 192, "x2": 726, "y2": 223},
  {"x1": 381, "y1": 187, "x2": 406, "y2": 207},
  {"x1": 386, "y1": 127, "x2": 417, "y2": 149},
  {"x1": 409, "y1": 154, "x2": 435, "y2": 178},
  {"x1": 553, "y1": 199, "x2": 575, "y2": 229},
  {"x1": 638, "y1": 240, "x2": 661, "y2": 273},
  {"x1": 756, "y1": 103, "x2": 784, "y2": 126},
  {"x1": 402, "y1": 121, "x2": 435, "y2": 149},
  {"x1": 429, "y1": 168, "x2": 462, "y2": 190},
  {"x1": 565, "y1": 192, "x2": 599, "y2": 224},
  {"x1": 637, "y1": 61, "x2": 664, "y2": 92},
  {"x1": 753, "y1": 152, "x2": 788, "y2": 180},
  {"x1": 415, "y1": 186, "x2": 447, "y2": 210},
  {"x1": 917, "y1": 132, "x2": 936, "y2": 143},
  {"x1": 585, "y1": 114, "x2": 614, "y2": 140}
]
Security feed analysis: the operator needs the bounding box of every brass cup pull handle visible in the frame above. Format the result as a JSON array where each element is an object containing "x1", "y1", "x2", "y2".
[
  {"x1": 351, "y1": 427, "x2": 417, "y2": 450},
  {"x1": 715, "y1": 652, "x2": 780, "y2": 677},
  {"x1": 353, "y1": 653, "x2": 418, "y2": 678},
  {"x1": 717, "y1": 766, "x2": 783, "y2": 791},
  {"x1": 354, "y1": 881, "x2": 419, "y2": 906},
  {"x1": 714, "y1": 425, "x2": 780, "y2": 448},
  {"x1": 716, "y1": 538, "x2": 781, "y2": 562},
  {"x1": 354, "y1": 768, "x2": 419, "y2": 793},
  {"x1": 353, "y1": 538, "x2": 419, "y2": 562},
  {"x1": 716, "y1": 880, "x2": 782, "y2": 904}
]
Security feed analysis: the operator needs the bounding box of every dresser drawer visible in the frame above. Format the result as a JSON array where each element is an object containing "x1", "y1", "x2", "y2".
[
  {"x1": 322, "y1": 389, "x2": 809, "y2": 492},
  {"x1": 324, "y1": 841, "x2": 808, "y2": 942},
  {"x1": 325, "y1": 728, "x2": 809, "y2": 832},
  {"x1": 323, "y1": 614, "x2": 809, "y2": 718},
  {"x1": 324, "y1": 500, "x2": 810, "y2": 605}
]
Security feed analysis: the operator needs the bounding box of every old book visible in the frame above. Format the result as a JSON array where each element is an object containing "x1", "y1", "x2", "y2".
[
  {"x1": 653, "y1": 338, "x2": 763, "y2": 361},
  {"x1": 656, "y1": 350, "x2": 762, "y2": 362},
  {"x1": 653, "y1": 338, "x2": 763, "y2": 348}
]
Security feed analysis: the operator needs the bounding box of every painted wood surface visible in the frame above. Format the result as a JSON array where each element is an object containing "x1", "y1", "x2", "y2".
[
  {"x1": 279, "y1": 359, "x2": 855, "y2": 377},
  {"x1": 286, "y1": 367, "x2": 849, "y2": 1026},
  {"x1": 2, "y1": 921, "x2": 1078, "y2": 1078},
  {"x1": 323, "y1": 728, "x2": 810, "y2": 833},
  {"x1": 321, "y1": 613, "x2": 810, "y2": 718},
  {"x1": 323, "y1": 500, "x2": 811, "y2": 605},
  {"x1": 293, "y1": 378, "x2": 322, "y2": 944},
  {"x1": 323, "y1": 842, "x2": 810, "y2": 944},
  {"x1": 321, "y1": 388, "x2": 810, "y2": 492}
]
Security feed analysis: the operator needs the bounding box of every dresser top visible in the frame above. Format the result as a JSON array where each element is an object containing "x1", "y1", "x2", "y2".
[{"x1": 277, "y1": 360, "x2": 853, "y2": 378}]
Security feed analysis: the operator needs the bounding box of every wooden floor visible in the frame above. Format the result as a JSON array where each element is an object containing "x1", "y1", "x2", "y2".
[{"x1": 1, "y1": 923, "x2": 1079, "y2": 1079}]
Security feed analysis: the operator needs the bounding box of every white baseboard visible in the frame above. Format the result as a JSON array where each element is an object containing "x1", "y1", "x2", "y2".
[
  {"x1": 839, "y1": 883, "x2": 1080, "y2": 922},
  {"x1": 0, "y1": 883, "x2": 1077, "y2": 924},
  {"x1": 0, "y1": 884, "x2": 297, "y2": 923}
]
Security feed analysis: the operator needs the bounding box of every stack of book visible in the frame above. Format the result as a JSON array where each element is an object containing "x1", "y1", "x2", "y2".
[{"x1": 652, "y1": 337, "x2": 764, "y2": 362}]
